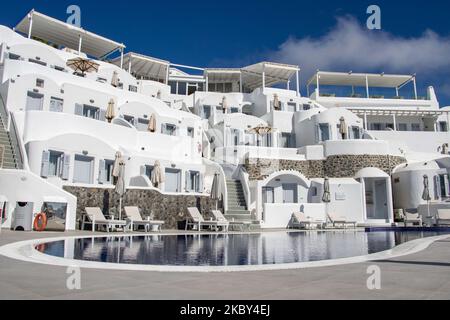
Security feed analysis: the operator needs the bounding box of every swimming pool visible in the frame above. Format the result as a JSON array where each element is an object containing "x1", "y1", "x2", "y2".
[{"x1": 37, "y1": 231, "x2": 449, "y2": 267}]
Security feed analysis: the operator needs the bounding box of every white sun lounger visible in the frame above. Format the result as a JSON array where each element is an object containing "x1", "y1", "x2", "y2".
[
  {"x1": 403, "y1": 211, "x2": 423, "y2": 227},
  {"x1": 437, "y1": 209, "x2": 450, "y2": 226},
  {"x1": 186, "y1": 207, "x2": 228, "y2": 232},
  {"x1": 211, "y1": 210, "x2": 252, "y2": 231},
  {"x1": 290, "y1": 212, "x2": 324, "y2": 230},
  {"x1": 124, "y1": 207, "x2": 164, "y2": 232},
  {"x1": 327, "y1": 213, "x2": 357, "y2": 229},
  {"x1": 82, "y1": 207, "x2": 127, "y2": 232}
]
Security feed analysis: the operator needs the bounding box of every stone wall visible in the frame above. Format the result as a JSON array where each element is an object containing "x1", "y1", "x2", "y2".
[
  {"x1": 63, "y1": 187, "x2": 217, "y2": 230},
  {"x1": 245, "y1": 155, "x2": 407, "y2": 180}
]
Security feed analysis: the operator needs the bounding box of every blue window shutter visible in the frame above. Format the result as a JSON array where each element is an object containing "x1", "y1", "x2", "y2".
[
  {"x1": 434, "y1": 176, "x2": 441, "y2": 200},
  {"x1": 185, "y1": 171, "x2": 191, "y2": 192},
  {"x1": 198, "y1": 173, "x2": 204, "y2": 193},
  {"x1": 140, "y1": 165, "x2": 146, "y2": 176},
  {"x1": 99, "y1": 109, "x2": 106, "y2": 121},
  {"x1": 62, "y1": 154, "x2": 71, "y2": 180},
  {"x1": 74, "y1": 104, "x2": 83, "y2": 116},
  {"x1": 40, "y1": 151, "x2": 50, "y2": 178},
  {"x1": 98, "y1": 159, "x2": 106, "y2": 184}
]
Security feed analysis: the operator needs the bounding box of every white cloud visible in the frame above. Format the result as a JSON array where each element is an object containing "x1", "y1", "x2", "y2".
[{"x1": 269, "y1": 16, "x2": 450, "y2": 98}]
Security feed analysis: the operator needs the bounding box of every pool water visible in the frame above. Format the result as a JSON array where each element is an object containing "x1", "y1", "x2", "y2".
[{"x1": 39, "y1": 231, "x2": 448, "y2": 267}]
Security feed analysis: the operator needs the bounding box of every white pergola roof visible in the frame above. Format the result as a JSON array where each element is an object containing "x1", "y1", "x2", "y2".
[
  {"x1": 15, "y1": 10, "x2": 125, "y2": 59},
  {"x1": 242, "y1": 62, "x2": 300, "y2": 91},
  {"x1": 111, "y1": 52, "x2": 170, "y2": 82},
  {"x1": 349, "y1": 109, "x2": 443, "y2": 117},
  {"x1": 308, "y1": 71, "x2": 415, "y2": 88},
  {"x1": 204, "y1": 68, "x2": 242, "y2": 83}
]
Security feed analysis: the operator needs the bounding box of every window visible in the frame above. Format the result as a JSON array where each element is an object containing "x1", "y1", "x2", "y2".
[
  {"x1": 188, "y1": 83, "x2": 198, "y2": 95},
  {"x1": 99, "y1": 159, "x2": 114, "y2": 184},
  {"x1": 129, "y1": 85, "x2": 138, "y2": 93},
  {"x1": 123, "y1": 115, "x2": 135, "y2": 125},
  {"x1": 282, "y1": 184, "x2": 298, "y2": 204},
  {"x1": 202, "y1": 105, "x2": 212, "y2": 119},
  {"x1": 186, "y1": 171, "x2": 201, "y2": 192},
  {"x1": 165, "y1": 168, "x2": 181, "y2": 193},
  {"x1": 53, "y1": 65, "x2": 65, "y2": 72},
  {"x1": 439, "y1": 122, "x2": 448, "y2": 132},
  {"x1": 144, "y1": 165, "x2": 154, "y2": 179},
  {"x1": 285, "y1": 102, "x2": 297, "y2": 112},
  {"x1": 411, "y1": 123, "x2": 421, "y2": 132},
  {"x1": 36, "y1": 78, "x2": 44, "y2": 88},
  {"x1": 386, "y1": 123, "x2": 394, "y2": 130},
  {"x1": 26, "y1": 92, "x2": 44, "y2": 111},
  {"x1": 262, "y1": 187, "x2": 275, "y2": 204},
  {"x1": 311, "y1": 187, "x2": 318, "y2": 197},
  {"x1": 49, "y1": 97, "x2": 64, "y2": 113},
  {"x1": 29, "y1": 58, "x2": 47, "y2": 66},
  {"x1": 136, "y1": 118, "x2": 150, "y2": 131},
  {"x1": 281, "y1": 133, "x2": 295, "y2": 148},
  {"x1": 224, "y1": 83, "x2": 233, "y2": 93},
  {"x1": 169, "y1": 81, "x2": 177, "y2": 94},
  {"x1": 302, "y1": 104, "x2": 311, "y2": 111},
  {"x1": 162, "y1": 124, "x2": 177, "y2": 136},
  {"x1": 371, "y1": 123, "x2": 383, "y2": 131},
  {"x1": 48, "y1": 151, "x2": 64, "y2": 177},
  {"x1": 177, "y1": 82, "x2": 187, "y2": 95},
  {"x1": 8, "y1": 53, "x2": 21, "y2": 60},
  {"x1": 257, "y1": 133, "x2": 272, "y2": 147},
  {"x1": 350, "y1": 126, "x2": 361, "y2": 139},
  {"x1": 318, "y1": 123, "x2": 330, "y2": 142},
  {"x1": 187, "y1": 127, "x2": 195, "y2": 138},
  {"x1": 41, "y1": 150, "x2": 69, "y2": 180},
  {"x1": 82, "y1": 105, "x2": 100, "y2": 120},
  {"x1": 230, "y1": 107, "x2": 240, "y2": 114},
  {"x1": 398, "y1": 123, "x2": 408, "y2": 132},
  {"x1": 73, "y1": 155, "x2": 94, "y2": 184}
]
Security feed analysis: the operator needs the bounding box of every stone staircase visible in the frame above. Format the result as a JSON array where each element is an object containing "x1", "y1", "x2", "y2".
[
  {"x1": 0, "y1": 114, "x2": 19, "y2": 169},
  {"x1": 225, "y1": 179, "x2": 260, "y2": 228}
]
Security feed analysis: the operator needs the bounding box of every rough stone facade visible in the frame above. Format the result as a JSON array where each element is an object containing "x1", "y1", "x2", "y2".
[
  {"x1": 63, "y1": 187, "x2": 217, "y2": 230},
  {"x1": 245, "y1": 155, "x2": 407, "y2": 181}
]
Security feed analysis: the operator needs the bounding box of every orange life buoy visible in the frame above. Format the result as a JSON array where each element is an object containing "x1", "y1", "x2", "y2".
[{"x1": 33, "y1": 213, "x2": 48, "y2": 232}]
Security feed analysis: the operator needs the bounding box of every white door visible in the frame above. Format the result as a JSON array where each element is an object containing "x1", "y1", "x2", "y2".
[
  {"x1": 26, "y1": 92, "x2": 44, "y2": 111},
  {"x1": 282, "y1": 184, "x2": 298, "y2": 204},
  {"x1": 165, "y1": 169, "x2": 181, "y2": 193}
]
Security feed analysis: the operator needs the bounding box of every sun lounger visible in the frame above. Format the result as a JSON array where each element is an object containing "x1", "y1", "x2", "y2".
[
  {"x1": 437, "y1": 209, "x2": 450, "y2": 226},
  {"x1": 124, "y1": 207, "x2": 164, "y2": 232},
  {"x1": 210, "y1": 210, "x2": 252, "y2": 231},
  {"x1": 403, "y1": 211, "x2": 423, "y2": 227},
  {"x1": 186, "y1": 207, "x2": 228, "y2": 232},
  {"x1": 290, "y1": 212, "x2": 324, "y2": 230},
  {"x1": 82, "y1": 207, "x2": 127, "y2": 232},
  {"x1": 327, "y1": 213, "x2": 357, "y2": 229}
]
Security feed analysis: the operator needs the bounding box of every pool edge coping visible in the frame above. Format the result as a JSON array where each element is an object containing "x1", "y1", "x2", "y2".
[{"x1": 0, "y1": 232, "x2": 449, "y2": 273}]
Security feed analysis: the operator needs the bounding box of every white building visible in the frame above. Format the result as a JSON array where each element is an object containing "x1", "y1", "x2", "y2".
[{"x1": 1, "y1": 10, "x2": 449, "y2": 231}]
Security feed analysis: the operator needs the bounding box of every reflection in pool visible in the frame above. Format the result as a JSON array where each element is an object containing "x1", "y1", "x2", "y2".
[{"x1": 39, "y1": 231, "x2": 448, "y2": 267}]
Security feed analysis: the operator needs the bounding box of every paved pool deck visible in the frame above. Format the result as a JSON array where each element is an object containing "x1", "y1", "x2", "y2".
[{"x1": 0, "y1": 230, "x2": 449, "y2": 300}]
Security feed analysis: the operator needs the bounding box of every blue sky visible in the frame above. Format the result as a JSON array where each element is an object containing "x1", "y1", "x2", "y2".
[{"x1": 1, "y1": 1, "x2": 450, "y2": 104}]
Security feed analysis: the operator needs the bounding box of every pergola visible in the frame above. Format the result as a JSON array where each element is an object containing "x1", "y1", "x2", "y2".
[
  {"x1": 307, "y1": 71, "x2": 418, "y2": 99},
  {"x1": 241, "y1": 62, "x2": 300, "y2": 95},
  {"x1": 110, "y1": 52, "x2": 170, "y2": 84},
  {"x1": 15, "y1": 10, "x2": 125, "y2": 61},
  {"x1": 348, "y1": 108, "x2": 450, "y2": 132},
  {"x1": 204, "y1": 68, "x2": 242, "y2": 91}
]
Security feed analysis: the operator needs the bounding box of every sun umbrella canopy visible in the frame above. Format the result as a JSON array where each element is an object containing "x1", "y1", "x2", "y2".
[
  {"x1": 210, "y1": 173, "x2": 221, "y2": 201},
  {"x1": 222, "y1": 96, "x2": 228, "y2": 112},
  {"x1": 151, "y1": 161, "x2": 165, "y2": 188},
  {"x1": 111, "y1": 71, "x2": 119, "y2": 87},
  {"x1": 66, "y1": 57, "x2": 100, "y2": 75},
  {"x1": 322, "y1": 177, "x2": 331, "y2": 203},
  {"x1": 247, "y1": 124, "x2": 274, "y2": 136},
  {"x1": 148, "y1": 114, "x2": 157, "y2": 133},
  {"x1": 422, "y1": 175, "x2": 431, "y2": 201},
  {"x1": 106, "y1": 99, "x2": 116, "y2": 122},
  {"x1": 112, "y1": 152, "x2": 122, "y2": 179},
  {"x1": 114, "y1": 160, "x2": 126, "y2": 197},
  {"x1": 273, "y1": 94, "x2": 281, "y2": 110},
  {"x1": 339, "y1": 117, "x2": 348, "y2": 136}
]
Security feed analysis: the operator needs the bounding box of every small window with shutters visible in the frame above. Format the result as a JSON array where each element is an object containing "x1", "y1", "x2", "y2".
[
  {"x1": 99, "y1": 159, "x2": 114, "y2": 184},
  {"x1": 49, "y1": 97, "x2": 64, "y2": 113},
  {"x1": 41, "y1": 150, "x2": 69, "y2": 180}
]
